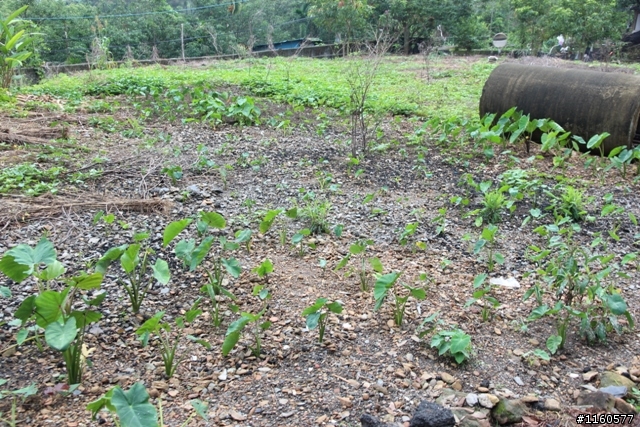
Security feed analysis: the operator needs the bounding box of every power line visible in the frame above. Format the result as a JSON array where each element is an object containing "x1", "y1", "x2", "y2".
[{"x1": 26, "y1": 0, "x2": 252, "y2": 21}]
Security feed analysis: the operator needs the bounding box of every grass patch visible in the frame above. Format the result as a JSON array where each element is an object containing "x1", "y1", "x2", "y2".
[{"x1": 24, "y1": 56, "x2": 494, "y2": 120}]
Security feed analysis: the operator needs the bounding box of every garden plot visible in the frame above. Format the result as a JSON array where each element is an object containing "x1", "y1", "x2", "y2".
[{"x1": 0, "y1": 55, "x2": 639, "y2": 427}]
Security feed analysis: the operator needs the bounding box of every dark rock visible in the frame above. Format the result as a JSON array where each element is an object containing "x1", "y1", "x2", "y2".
[
  {"x1": 360, "y1": 414, "x2": 394, "y2": 427},
  {"x1": 576, "y1": 391, "x2": 616, "y2": 411},
  {"x1": 480, "y1": 379, "x2": 490, "y2": 388},
  {"x1": 410, "y1": 401, "x2": 456, "y2": 427},
  {"x1": 492, "y1": 398, "x2": 527, "y2": 425}
]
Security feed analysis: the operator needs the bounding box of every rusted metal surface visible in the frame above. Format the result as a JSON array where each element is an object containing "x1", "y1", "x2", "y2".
[{"x1": 479, "y1": 63, "x2": 640, "y2": 155}]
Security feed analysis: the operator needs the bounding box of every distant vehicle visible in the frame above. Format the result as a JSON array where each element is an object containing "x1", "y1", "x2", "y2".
[{"x1": 252, "y1": 38, "x2": 323, "y2": 52}]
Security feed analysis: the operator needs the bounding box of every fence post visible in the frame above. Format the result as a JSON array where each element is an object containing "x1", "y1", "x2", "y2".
[{"x1": 181, "y1": 24, "x2": 185, "y2": 62}]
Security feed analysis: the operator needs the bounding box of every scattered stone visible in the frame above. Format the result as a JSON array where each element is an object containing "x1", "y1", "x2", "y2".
[
  {"x1": 478, "y1": 394, "x2": 498, "y2": 409},
  {"x1": 543, "y1": 398, "x2": 561, "y2": 411},
  {"x1": 466, "y1": 393, "x2": 479, "y2": 406},
  {"x1": 452, "y1": 380, "x2": 463, "y2": 391},
  {"x1": 512, "y1": 349, "x2": 524, "y2": 357},
  {"x1": 491, "y1": 398, "x2": 527, "y2": 425},
  {"x1": 440, "y1": 372, "x2": 455, "y2": 384},
  {"x1": 218, "y1": 369, "x2": 227, "y2": 381},
  {"x1": 599, "y1": 385, "x2": 628, "y2": 398},
  {"x1": 488, "y1": 56, "x2": 498, "y2": 63},
  {"x1": 582, "y1": 371, "x2": 598, "y2": 382},
  {"x1": 410, "y1": 401, "x2": 456, "y2": 427},
  {"x1": 186, "y1": 184, "x2": 202, "y2": 196},
  {"x1": 615, "y1": 398, "x2": 638, "y2": 414},
  {"x1": 230, "y1": 410, "x2": 247, "y2": 421},
  {"x1": 520, "y1": 395, "x2": 539, "y2": 403},
  {"x1": 477, "y1": 387, "x2": 490, "y2": 393},
  {"x1": 360, "y1": 414, "x2": 395, "y2": 427},
  {"x1": 600, "y1": 371, "x2": 636, "y2": 389},
  {"x1": 576, "y1": 391, "x2": 616, "y2": 412},
  {"x1": 513, "y1": 377, "x2": 524, "y2": 386}
]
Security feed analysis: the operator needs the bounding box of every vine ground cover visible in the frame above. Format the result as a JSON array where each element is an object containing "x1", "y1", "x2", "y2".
[{"x1": 0, "y1": 55, "x2": 639, "y2": 426}]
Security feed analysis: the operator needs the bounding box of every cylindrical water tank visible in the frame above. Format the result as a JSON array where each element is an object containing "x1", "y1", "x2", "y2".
[{"x1": 479, "y1": 63, "x2": 640, "y2": 155}]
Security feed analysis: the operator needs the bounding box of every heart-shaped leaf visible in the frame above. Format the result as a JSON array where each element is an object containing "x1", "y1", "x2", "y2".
[
  {"x1": 110, "y1": 382, "x2": 158, "y2": 427},
  {"x1": 45, "y1": 317, "x2": 77, "y2": 351}
]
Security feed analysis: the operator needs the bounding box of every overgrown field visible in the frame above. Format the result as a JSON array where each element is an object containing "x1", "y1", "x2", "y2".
[{"x1": 1, "y1": 55, "x2": 640, "y2": 427}]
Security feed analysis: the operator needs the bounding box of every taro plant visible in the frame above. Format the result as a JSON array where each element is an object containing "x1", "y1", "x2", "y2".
[
  {"x1": 136, "y1": 300, "x2": 209, "y2": 379},
  {"x1": 0, "y1": 380, "x2": 37, "y2": 427},
  {"x1": 252, "y1": 258, "x2": 274, "y2": 283},
  {"x1": 473, "y1": 225, "x2": 504, "y2": 272},
  {"x1": 163, "y1": 213, "x2": 249, "y2": 328},
  {"x1": 291, "y1": 228, "x2": 312, "y2": 257},
  {"x1": 11, "y1": 273, "x2": 104, "y2": 384},
  {"x1": 161, "y1": 164, "x2": 183, "y2": 185},
  {"x1": 222, "y1": 285, "x2": 272, "y2": 357},
  {"x1": 398, "y1": 222, "x2": 425, "y2": 251},
  {"x1": 0, "y1": 237, "x2": 65, "y2": 292},
  {"x1": 302, "y1": 298, "x2": 343, "y2": 343},
  {"x1": 96, "y1": 231, "x2": 170, "y2": 313},
  {"x1": 88, "y1": 382, "x2": 208, "y2": 427},
  {"x1": 430, "y1": 328, "x2": 473, "y2": 365},
  {"x1": 464, "y1": 273, "x2": 500, "y2": 322},
  {"x1": 334, "y1": 239, "x2": 382, "y2": 291},
  {"x1": 373, "y1": 271, "x2": 427, "y2": 327},
  {"x1": 258, "y1": 207, "x2": 298, "y2": 245},
  {"x1": 431, "y1": 207, "x2": 448, "y2": 236},
  {"x1": 1, "y1": 238, "x2": 104, "y2": 384},
  {"x1": 525, "y1": 223, "x2": 635, "y2": 349}
]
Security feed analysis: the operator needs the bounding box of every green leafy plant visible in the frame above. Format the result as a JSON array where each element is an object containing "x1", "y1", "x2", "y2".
[
  {"x1": 222, "y1": 286, "x2": 272, "y2": 357},
  {"x1": 473, "y1": 225, "x2": 504, "y2": 272},
  {"x1": 0, "y1": 163, "x2": 63, "y2": 196},
  {"x1": 297, "y1": 192, "x2": 331, "y2": 234},
  {"x1": 252, "y1": 258, "x2": 274, "y2": 283},
  {"x1": 398, "y1": 222, "x2": 419, "y2": 247},
  {"x1": 96, "y1": 231, "x2": 170, "y2": 313},
  {"x1": 431, "y1": 207, "x2": 448, "y2": 236},
  {"x1": 291, "y1": 228, "x2": 312, "y2": 257},
  {"x1": 373, "y1": 272, "x2": 427, "y2": 327},
  {"x1": 464, "y1": 273, "x2": 500, "y2": 322},
  {"x1": 163, "y1": 213, "x2": 248, "y2": 327},
  {"x1": 88, "y1": 381, "x2": 209, "y2": 427},
  {"x1": 430, "y1": 329, "x2": 472, "y2": 364},
  {"x1": 1, "y1": 238, "x2": 104, "y2": 384},
  {"x1": 554, "y1": 185, "x2": 587, "y2": 222},
  {"x1": 0, "y1": 6, "x2": 33, "y2": 89},
  {"x1": 302, "y1": 298, "x2": 343, "y2": 343},
  {"x1": 525, "y1": 224, "x2": 635, "y2": 349},
  {"x1": 334, "y1": 239, "x2": 382, "y2": 291},
  {"x1": 0, "y1": 380, "x2": 37, "y2": 427},
  {"x1": 136, "y1": 301, "x2": 208, "y2": 378},
  {"x1": 161, "y1": 165, "x2": 183, "y2": 185}
]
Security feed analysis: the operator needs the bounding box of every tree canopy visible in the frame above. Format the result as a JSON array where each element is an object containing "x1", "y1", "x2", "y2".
[{"x1": 0, "y1": 0, "x2": 632, "y2": 64}]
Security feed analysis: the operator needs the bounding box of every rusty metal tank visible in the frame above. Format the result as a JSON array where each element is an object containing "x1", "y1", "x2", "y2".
[{"x1": 479, "y1": 63, "x2": 640, "y2": 155}]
